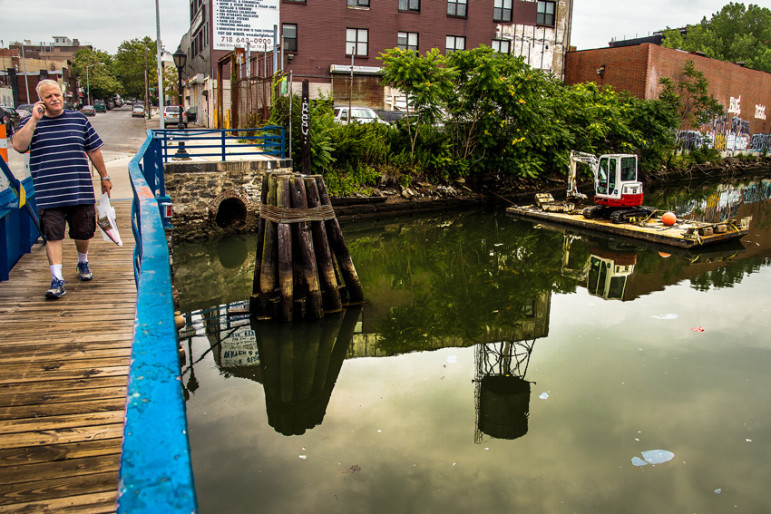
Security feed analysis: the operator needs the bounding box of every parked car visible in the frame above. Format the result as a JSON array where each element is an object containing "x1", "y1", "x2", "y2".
[
  {"x1": 163, "y1": 105, "x2": 188, "y2": 127},
  {"x1": 333, "y1": 106, "x2": 388, "y2": 125},
  {"x1": 81, "y1": 105, "x2": 96, "y2": 116},
  {"x1": 94, "y1": 100, "x2": 106, "y2": 113},
  {"x1": 132, "y1": 104, "x2": 146, "y2": 118},
  {"x1": 15, "y1": 103, "x2": 34, "y2": 118},
  {"x1": 1, "y1": 106, "x2": 21, "y2": 134},
  {"x1": 186, "y1": 106, "x2": 197, "y2": 124}
]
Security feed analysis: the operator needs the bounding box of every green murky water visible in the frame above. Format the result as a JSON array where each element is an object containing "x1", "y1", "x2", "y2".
[{"x1": 175, "y1": 174, "x2": 771, "y2": 513}]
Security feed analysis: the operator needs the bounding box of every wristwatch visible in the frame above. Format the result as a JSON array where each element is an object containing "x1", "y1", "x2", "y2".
[{"x1": 101, "y1": 176, "x2": 111, "y2": 181}]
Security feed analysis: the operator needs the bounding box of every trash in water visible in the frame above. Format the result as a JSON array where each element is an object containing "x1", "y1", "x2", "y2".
[
  {"x1": 299, "y1": 455, "x2": 308, "y2": 460},
  {"x1": 632, "y1": 449, "x2": 675, "y2": 466},
  {"x1": 653, "y1": 314, "x2": 679, "y2": 320},
  {"x1": 343, "y1": 464, "x2": 361, "y2": 473},
  {"x1": 539, "y1": 392, "x2": 549, "y2": 400},
  {"x1": 714, "y1": 488, "x2": 722, "y2": 494},
  {"x1": 691, "y1": 327, "x2": 705, "y2": 332},
  {"x1": 446, "y1": 355, "x2": 458, "y2": 364}
]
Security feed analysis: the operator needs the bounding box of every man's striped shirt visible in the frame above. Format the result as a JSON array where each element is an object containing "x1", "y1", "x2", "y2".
[{"x1": 16, "y1": 110, "x2": 104, "y2": 210}]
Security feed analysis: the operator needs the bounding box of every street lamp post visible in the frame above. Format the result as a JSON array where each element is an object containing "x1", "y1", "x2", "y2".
[
  {"x1": 172, "y1": 47, "x2": 187, "y2": 130},
  {"x1": 85, "y1": 63, "x2": 102, "y2": 106}
]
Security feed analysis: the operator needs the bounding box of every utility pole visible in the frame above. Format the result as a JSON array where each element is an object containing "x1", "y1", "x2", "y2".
[{"x1": 144, "y1": 47, "x2": 150, "y2": 119}]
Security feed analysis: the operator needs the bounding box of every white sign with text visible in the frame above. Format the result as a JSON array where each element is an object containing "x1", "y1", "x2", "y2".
[{"x1": 213, "y1": 0, "x2": 279, "y2": 51}]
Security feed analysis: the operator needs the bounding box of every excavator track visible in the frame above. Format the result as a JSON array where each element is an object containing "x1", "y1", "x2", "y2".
[{"x1": 609, "y1": 206, "x2": 656, "y2": 224}]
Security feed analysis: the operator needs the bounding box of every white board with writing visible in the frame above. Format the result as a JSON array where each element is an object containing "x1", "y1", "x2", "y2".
[{"x1": 213, "y1": 0, "x2": 280, "y2": 51}]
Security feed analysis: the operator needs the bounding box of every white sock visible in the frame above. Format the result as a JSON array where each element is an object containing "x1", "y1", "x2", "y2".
[
  {"x1": 51, "y1": 264, "x2": 63, "y2": 281},
  {"x1": 78, "y1": 252, "x2": 88, "y2": 264}
]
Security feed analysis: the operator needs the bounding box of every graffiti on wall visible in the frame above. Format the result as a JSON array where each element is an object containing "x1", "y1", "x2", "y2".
[{"x1": 678, "y1": 112, "x2": 768, "y2": 154}]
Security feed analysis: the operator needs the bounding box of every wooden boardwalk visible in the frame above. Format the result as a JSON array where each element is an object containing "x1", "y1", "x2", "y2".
[{"x1": 0, "y1": 201, "x2": 135, "y2": 513}]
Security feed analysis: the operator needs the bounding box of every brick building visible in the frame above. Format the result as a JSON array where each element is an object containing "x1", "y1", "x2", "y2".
[
  {"x1": 565, "y1": 44, "x2": 771, "y2": 153},
  {"x1": 1, "y1": 48, "x2": 79, "y2": 107},
  {"x1": 179, "y1": 0, "x2": 574, "y2": 127}
]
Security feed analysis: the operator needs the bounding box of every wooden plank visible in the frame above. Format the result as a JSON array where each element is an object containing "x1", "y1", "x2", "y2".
[
  {"x1": 0, "y1": 366, "x2": 130, "y2": 385},
  {"x1": 0, "y1": 398, "x2": 127, "y2": 421},
  {"x1": 0, "y1": 412, "x2": 125, "y2": 436},
  {"x1": 0, "y1": 387, "x2": 127, "y2": 411},
  {"x1": 0, "y1": 455, "x2": 119, "y2": 486},
  {"x1": 0, "y1": 439, "x2": 122, "y2": 468},
  {"x1": 0, "y1": 423, "x2": 125, "y2": 450},
  {"x1": 0, "y1": 377, "x2": 128, "y2": 398},
  {"x1": 0, "y1": 471, "x2": 118, "y2": 508},
  {"x1": 0, "y1": 348, "x2": 131, "y2": 365},
  {"x1": 0, "y1": 490, "x2": 117, "y2": 513}
]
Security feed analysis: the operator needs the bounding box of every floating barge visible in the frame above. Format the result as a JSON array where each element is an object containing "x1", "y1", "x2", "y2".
[{"x1": 505, "y1": 204, "x2": 751, "y2": 249}]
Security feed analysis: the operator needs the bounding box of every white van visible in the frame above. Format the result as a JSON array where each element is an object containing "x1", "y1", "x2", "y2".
[{"x1": 333, "y1": 106, "x2": 388, "y2": 125}]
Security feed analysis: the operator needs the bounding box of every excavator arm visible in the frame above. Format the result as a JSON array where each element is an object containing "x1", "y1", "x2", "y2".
[{"x1": 566, "y1": 151, "x2": 598, "y2": 202}]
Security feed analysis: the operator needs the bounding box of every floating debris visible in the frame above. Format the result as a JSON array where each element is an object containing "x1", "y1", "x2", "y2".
[
  {"x1": 539, "y1": 392, "x2": 550, "y2": 400},
  {"x1": 653, "y1": 313, "x2": 679, "y2": 320},
  {"x1": 632, "y1": 449, "x2": 675, "y2": 466},
  {"x1": 691, "y1": 327, "x2": 705, "y2": 332}
]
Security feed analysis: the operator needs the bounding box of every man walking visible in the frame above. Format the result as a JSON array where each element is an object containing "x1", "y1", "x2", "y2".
[{"x1": 11, "y1": 79, "x2": 112, "y2": 299}]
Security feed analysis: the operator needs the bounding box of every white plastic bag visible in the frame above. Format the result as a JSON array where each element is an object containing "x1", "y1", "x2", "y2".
[{"x1": 96, "y1": 193, "x2": 123, "y2": 246}]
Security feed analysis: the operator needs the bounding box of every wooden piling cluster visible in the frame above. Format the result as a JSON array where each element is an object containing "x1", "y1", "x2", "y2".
[{"x1": 250, "y1": 172, "x2": 364, "y2": 321}]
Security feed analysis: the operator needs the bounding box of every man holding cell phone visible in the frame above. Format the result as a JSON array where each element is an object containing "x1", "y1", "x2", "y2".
[{"x1": 11, "y1": 79, "x2": 112, "y2": 299}]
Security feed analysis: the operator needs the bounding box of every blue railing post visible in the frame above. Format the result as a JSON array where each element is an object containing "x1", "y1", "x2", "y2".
[{"x1": 120, "y1": 132, "x2": 197, "y2": 513}]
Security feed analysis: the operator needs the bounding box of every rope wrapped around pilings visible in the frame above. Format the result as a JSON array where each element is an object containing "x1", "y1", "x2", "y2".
[{"x1": 250, "y1": 171, "x2": 365, "y2": 321}]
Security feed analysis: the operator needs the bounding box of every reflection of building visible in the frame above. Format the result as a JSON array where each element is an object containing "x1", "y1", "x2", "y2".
[{"x1": 474, "y1": 290, "x2": 551, "y2": 442}]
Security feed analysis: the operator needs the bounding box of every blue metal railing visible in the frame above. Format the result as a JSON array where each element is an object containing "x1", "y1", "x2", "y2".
[
  {"x1": 119, "y1": 131, "x2": 197, "y2": 512},
  {"x1": 156, "y1": 126, "x2": 285, "y2": 163},
  {"x1": 1, "y1": 159, "x2": 41, "y2": 282},
  {"x1": 121, "y1": 126, "x2": 286, "y2": 511}
]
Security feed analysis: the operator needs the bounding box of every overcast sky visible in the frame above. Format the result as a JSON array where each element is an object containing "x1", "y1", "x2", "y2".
[{"x1": 0, "y1": 0, "x2": 732, "y2": 55}]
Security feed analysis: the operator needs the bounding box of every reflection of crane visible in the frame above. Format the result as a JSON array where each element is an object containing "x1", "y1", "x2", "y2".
[
  {"x1": 473, "y1": 340, "x2": 536, "y2": 442},
  {"x1": 560, "y1": 235, "x2": 637, "y2": 301},
  {"x1": 584, "y1": 251, "x2": 636, "y2": 300}
]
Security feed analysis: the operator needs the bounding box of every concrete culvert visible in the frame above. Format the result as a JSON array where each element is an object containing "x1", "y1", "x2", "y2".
[{"x1": 215, "y1": 198, "x2": 247, "y2": 229}]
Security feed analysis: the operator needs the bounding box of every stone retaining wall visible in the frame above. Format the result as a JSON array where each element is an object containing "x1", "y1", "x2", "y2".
[{"x1": 164, "y1": 158, "x2": 291, "y2": 241}]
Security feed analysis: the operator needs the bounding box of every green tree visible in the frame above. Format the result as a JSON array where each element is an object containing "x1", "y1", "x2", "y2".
[
  {"x1": 378, "y1": 48, "x2": 457, "y2": 160},
  {"x1": 113, "y1": 37, "x2": 158, "y2": 100},
  {"x1": 662, "y1": 3, "x2": 771, "y2": 72},
  {"x1": 71, "y1": 48, "x2": 120, "y2": 103},
  {"x1": 658, "y1": 60, "x2": 724, "y2": 130}
]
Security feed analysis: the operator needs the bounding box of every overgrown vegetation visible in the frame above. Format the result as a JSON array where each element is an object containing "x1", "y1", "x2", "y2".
[{"x1": 271, "y1": 46, "x2": 688, "y2": 195}]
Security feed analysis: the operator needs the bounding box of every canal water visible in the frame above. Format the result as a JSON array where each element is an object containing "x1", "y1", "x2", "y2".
[{"x1": 175, "y1": 173, "x2": 771, "y2": 513}]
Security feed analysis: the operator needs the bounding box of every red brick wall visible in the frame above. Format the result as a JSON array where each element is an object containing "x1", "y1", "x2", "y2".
[
  {"x1": 279, "y1": 1, "x2": 543, "y2": 80},
  {"x1": 565, "y1": 44, "x2": 771, "y2": 135}
]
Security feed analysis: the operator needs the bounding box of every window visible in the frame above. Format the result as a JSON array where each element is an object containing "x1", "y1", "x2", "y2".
[
  {"x1": 537, "y1": 1, "x2": 556, "y2": 26},
  {"x1": 493, "y1": 0, "x2": 512, "y2": 22},
  {"x1": 283, "y1": 24, "x2": 297, "y2": 52},
  {"x1": 348, "y1": 0, "x2": 369, "y2": 6},
  {"x1": 492, "y1": 39, "x2": 510, "y2": 54},
  {"x1": 399, "y1": 0, "x2": 420, "y2": 12},
  {"x1": 447, "y1": 0, "x2": 467, "y2": 17},
  {"x1": 346, "y1": 28, "x2": 369, "y2": 56},
  {"x1": 446, "y1": 35, "x2": 465, "y2": 53},
  {"x1": 398, "y1": 32, "x2": 419, "y2": 51}
]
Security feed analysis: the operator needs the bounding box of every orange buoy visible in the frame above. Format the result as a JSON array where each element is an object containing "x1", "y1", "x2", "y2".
[{"x1": 661, "y1": 212, "x2": 677, "y2": 226}]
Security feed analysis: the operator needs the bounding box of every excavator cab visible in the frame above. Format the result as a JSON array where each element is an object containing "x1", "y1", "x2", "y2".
[{"x1": 594, "y1": 154, "x2": 643, "y2": 207}]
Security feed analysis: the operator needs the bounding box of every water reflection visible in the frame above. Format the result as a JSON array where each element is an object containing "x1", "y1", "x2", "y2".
[
  {"x1": 178, "y1": 172, "x2": 771, "y2": 513},
  {"x1": 180, "y1": 305, "x2": 361, "y2": 436}
]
